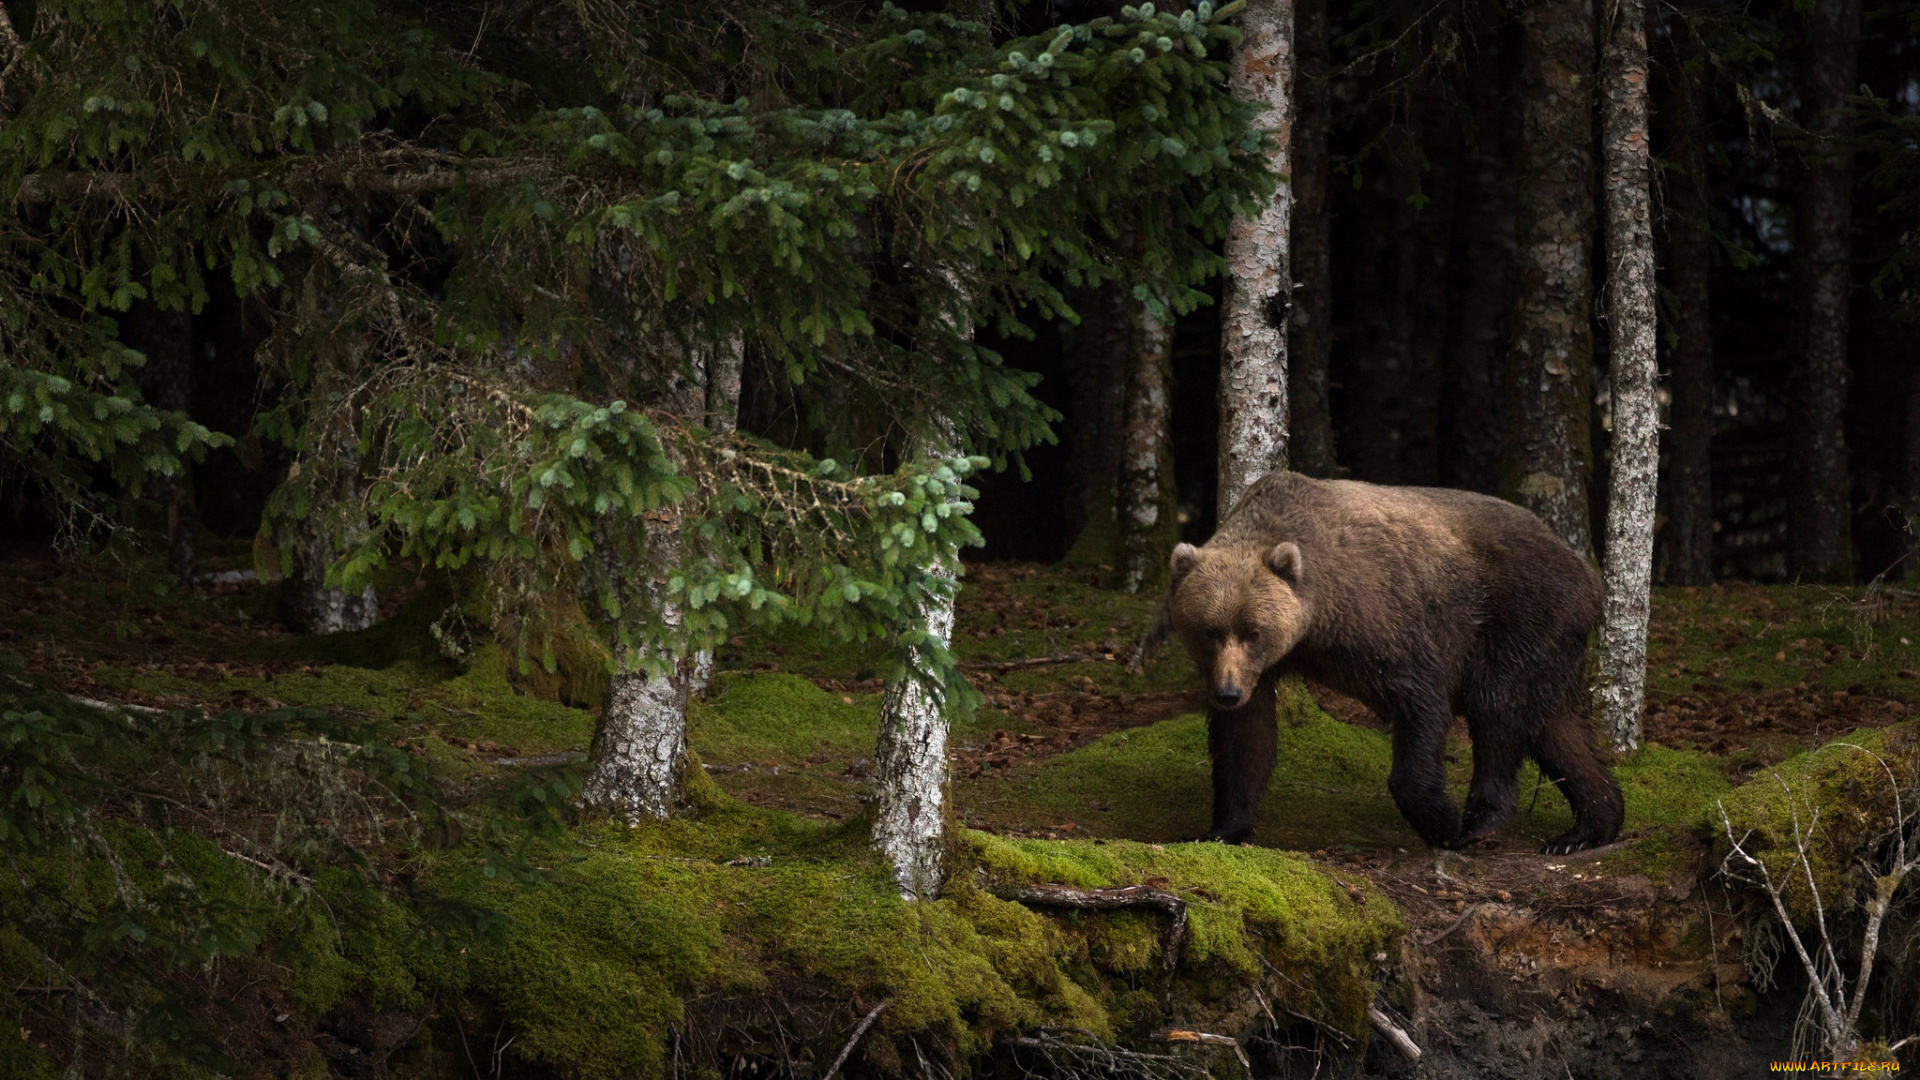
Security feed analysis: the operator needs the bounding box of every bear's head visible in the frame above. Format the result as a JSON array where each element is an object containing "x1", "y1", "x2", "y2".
[{"x1": 1166, "y1": 540, "x2": 1309, "y2": 711}]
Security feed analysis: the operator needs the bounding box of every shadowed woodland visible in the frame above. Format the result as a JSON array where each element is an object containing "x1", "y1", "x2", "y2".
[{"x1": 3, "y1": 0, "x2": 1920, "y2": 1076}]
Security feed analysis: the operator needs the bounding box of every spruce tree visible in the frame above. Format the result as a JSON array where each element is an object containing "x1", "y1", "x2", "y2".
[{"x1": 3, "y1": 0, "x2": 1273, "y2": 856}]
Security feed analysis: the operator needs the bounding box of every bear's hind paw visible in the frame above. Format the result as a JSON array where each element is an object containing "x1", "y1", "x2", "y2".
[{"x1": 1538, "y1": 831, "x2": 1614, "y2": 856}]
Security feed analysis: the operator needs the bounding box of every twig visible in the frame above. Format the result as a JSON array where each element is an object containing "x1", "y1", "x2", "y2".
[
  {"x1": 1155, "y1": 1030, "x2": 1251, "y2": 1075},
  {"x1": 821, "y1": 999, "x2": 888, "y2": 1080},
  {"x1": 1367, "y1": 1005, "x2": 1423, "y2": 1063},
  {"x1": 1419, "y1": 902, "x2": 1479, "y2": 946},
  {"x1": 961, "y1": 653, "x2": 1099, "y2": 672},
  {"x1": 986, "y1": 882, "x2": 1187, "y2": 982}
]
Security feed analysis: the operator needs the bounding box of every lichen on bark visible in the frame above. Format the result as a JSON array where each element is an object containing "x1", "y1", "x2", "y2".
[
  {"x1": 1500, "y1": 0, "x2": 1596, "y2": 558},
  {"x1": 1216, "y1": 0, "x2": 1295, "y2": 514},
  {"x1": 1120, "y1": 300, "x2": 1175, "y2": 594},
  {"x1": 1595, "y1": 0, "x2": 1658, "y2": 753}
]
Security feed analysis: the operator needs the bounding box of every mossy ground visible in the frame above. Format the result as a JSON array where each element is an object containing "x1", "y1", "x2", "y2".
[{"x1": 6, "y1": 540, "x2": 1920, "y2": 1074}]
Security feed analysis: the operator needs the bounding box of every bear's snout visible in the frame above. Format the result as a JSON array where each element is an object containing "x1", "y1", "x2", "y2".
[{"x1": 1211, "y1": 683, "x2": 1248, "y2": 709}]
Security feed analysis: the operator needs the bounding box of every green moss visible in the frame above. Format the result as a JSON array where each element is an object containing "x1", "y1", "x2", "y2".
[
  {"x1": 433, "y1": 646, "x2": 595, "y2": 753},
  {"x1": 969, "y1": 832, "x2": 1402, "y2": 1035},
  {"x1": 960, "y1": 684, "x2": 1410, "y2": 848},
  {"x1": 1644, "y1": 584, "x2": 1920, "y2": 704},
  {"x1": 441, "y1": 786, "x2": 1400, "y2": 1078},
  {"x1": 1712, "y1": 723, "x2": 1918, "y2": 920},
  {"x1": 102, "y1": 643, "x2": 593, "y2": 756}
]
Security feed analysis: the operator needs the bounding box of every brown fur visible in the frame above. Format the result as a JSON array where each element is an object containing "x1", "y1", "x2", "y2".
[{"x1": 1166, "y1": 471, "x2": 1624, "y2": 854}]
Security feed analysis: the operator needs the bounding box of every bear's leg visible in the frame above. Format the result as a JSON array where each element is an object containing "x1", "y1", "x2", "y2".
[
  {"x1": 1386, "y1": 692, "x2": 1462, "y2": 848},
  {"x1": 1459, "y1": 711, "x2": 1524, "y2": 843},
  {"x1": 1204, "y1": 674, "x2": 1279, "y2": 844},
  {"x1": 1531, "y1": 714, "x2": 1627, "y2": 854}
]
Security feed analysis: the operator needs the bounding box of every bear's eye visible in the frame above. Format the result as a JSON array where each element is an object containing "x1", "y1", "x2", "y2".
[{"x1": 1242, "y1": 629, "x2": 1260, "y2": 643}]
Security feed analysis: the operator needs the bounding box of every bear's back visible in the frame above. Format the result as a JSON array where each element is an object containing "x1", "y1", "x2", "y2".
[{"x1": 1216, "y1": 471, "x2": 1600, "y2": 634}]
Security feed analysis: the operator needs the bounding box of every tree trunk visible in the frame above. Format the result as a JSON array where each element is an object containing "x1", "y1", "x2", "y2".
[
  {"x1": 1903, "y1": 363, "x2": 1920, "y2": 582},
  {"x1": 1440, "y1": 31, "x2": 1519, "y2": 495},
  {"x1": 1217, "y1": 0, "x2": 1295, "y2": 513},
  {"x1": 583, "y1": 356, "x2": 707, "y2": 821},
  {"x1": 584, "y1": 513, "x2": 695, "y2": 822},
  {"x1": 1346, "y1": 153, "x2": 1418, "y2": 486},
  {"x1": 1788, "y1": 0, "x2": 1859, "y2": 583},
  {"x1": 1665, "y1": 19, "x2": 1715, "y2": 585},
  {"x1": 1501, "y1": 0, "x2": 1597, "y2": 557},
  {"x1": 126, "y1": 303, "x2": 198, "y2": 587},
  {"x1": 1286, "y1": 0, "x2": 1335, "y2": 479},
  {"x1": 690, "y1": 335, "x2": 744, "y2": 696},
  {"x1": 1594, "y1": 0, "x2": 1658, "y2": 753},
  {"x1": 289, "y1": 438, "x2": 379, "y2": 635},
  {"x1": 1403, "y1": 106, "x2": 1458, "y2": 489},
  {"x1": 1120, "y1": 301, "x2": 1176, "y2": 593},
  {"x1": 1064, "y1": 285, "x2": 1131, "y2": 566},
  {"x1": 873, "y1": 421, "x2": 961, "y2": 900}
]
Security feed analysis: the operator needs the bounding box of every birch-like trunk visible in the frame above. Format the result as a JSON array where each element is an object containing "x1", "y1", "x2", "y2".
[
  {"x1": 1788, "y1": 0, "x2": 1859, "y2": 583},
  {"x1": 583, "y1": 354, "x2": 708, "y2": 821},
  {"x1": 872, "y1": 421, "x2": 961, "y2": 900},
  {"x1": 1595, "y1": 0, "x2": 1658, "y2": 754},
  {"x1": 583, "y1": 510, "x2": 694, "y2": 822},
  {"x1": 1286, "y1": 0, "x2": 1335, "y2": 479},
  {"x1": 1501, "y1": 0, "x2": 1597, "y2": 558},
  {"x1": 1120, "y1": 302, "x2": 1175, "y2": 593},
  {"x1": 1665, "y1": 20, "x2": 1715, "y2": 586},
  {"x1": 1216, "y1": 0, "x2": 1294, "y2": 513}
]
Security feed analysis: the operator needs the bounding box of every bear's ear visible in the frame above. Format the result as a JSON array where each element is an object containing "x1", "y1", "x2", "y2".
[
  {"x1": 1265, "y1": 541, "x2": 1303, "y2": 583},
  {"x1": 1169, "y1": 542, "x2": 1201, "y2": 581}
]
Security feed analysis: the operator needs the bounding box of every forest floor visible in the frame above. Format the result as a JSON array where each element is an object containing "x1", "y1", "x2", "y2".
[{"x1": 3, "y1": 537, "x2": 1918, "y2": 1077}]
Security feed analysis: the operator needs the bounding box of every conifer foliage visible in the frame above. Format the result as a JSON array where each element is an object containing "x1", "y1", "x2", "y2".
[{"x1": 2, "y1": 0, "x2": 1271, "y2": 823}]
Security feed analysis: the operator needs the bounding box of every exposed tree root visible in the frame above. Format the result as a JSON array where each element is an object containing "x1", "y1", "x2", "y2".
[{"x1": 984, "y1": 882, "x2": 1188, "y2": 983}]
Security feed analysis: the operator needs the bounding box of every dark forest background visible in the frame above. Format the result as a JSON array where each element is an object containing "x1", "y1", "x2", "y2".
[
  {"x1": 6, "y1": 0, "x2": 1918, "y2": 591},
  {"x1": 962, "y1": 0, "x2": 1920, "y2": 588}
]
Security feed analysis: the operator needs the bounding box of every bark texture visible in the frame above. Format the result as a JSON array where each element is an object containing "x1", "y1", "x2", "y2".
[
  {"x1": 1595, "y1": 0, "x2": 1658, "y2": 753},
  {"x1": 871, "y1": 560, "x2": 956, "y2": 901},
  {"x1": 1501, "y1": 0, "x2": 1597, "y2": 557},
  {"x1": 706, "y1": 335, "x2": 744, "y2": 436},
  {"x1": 1440, "y1": 33, "x2": 1518, "y2": 495},
  {"x1": 1286, "y1": 0, "x2": 1336, "y2": 478},
  {"x1": 1120, "y1": 302, "x2": 1176, "y2": 593},
  {"x1": 1217, "y1": 0, "x2": 1295, "y2": 514},
  {"x1": 585, "y1": 640, "x2": 693, "y2": 822},
  {"x1": 1788, "y1": 0, "x2": 1860, "y2": 583},
  {"x1": 583, "y1": 357, "x2": 706, "y2": 820},
  {"x1": 1063, "y1": 285, "x2": 1130, "y2": 565},
  {"x1": 289, "y1": 438, "x2": 378, "y2": 635},
  {"x1": 1665, "y1": 21, "x2": 1715, "y2": 585},
  {"x1": 873, "y1": 421, "x2": 961, "y2": 900}
]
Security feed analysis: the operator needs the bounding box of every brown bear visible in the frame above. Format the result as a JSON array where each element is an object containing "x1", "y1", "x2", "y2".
[{"x1": 1165, "y1": 470, "x2": 1624, "y2": 854}]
